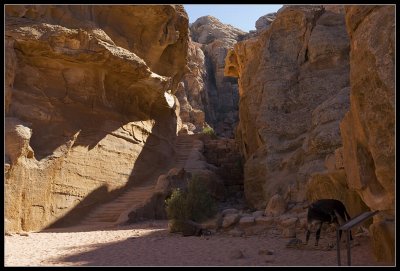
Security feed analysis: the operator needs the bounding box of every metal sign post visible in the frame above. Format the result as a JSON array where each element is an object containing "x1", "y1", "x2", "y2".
[{"x1": 337, "y1": 210, "x2": 379, "y2": 266}]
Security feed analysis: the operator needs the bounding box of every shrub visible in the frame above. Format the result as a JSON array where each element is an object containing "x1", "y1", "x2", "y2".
[
  {"x1": 165, "y1": 188, "x2": 190, "y2": 221},
  {"x1": 202, "y1": 126, "x2": 217, "y2": 139},
  {"x1": 165, "y1": 176, "x2": 217, "y2": 231},
  {"x1": 186, "y1": 176, "x2": 217, "y2": 222}
]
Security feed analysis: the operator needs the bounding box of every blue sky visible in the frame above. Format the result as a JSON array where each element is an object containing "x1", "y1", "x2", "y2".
[{"x1": 184, "y1": 4, "x2": 283, "y2": 32}]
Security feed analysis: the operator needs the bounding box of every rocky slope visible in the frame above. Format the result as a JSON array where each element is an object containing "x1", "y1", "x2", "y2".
[
  {"x1": 176, "y1": 16, "x2": 245, "y2": 137},
  {"x1": 5, "y1": 5, "x2": 189, "y2": 233},
  {"x1": 340, "y1": 5, "x2": 395, "y2": 263}
]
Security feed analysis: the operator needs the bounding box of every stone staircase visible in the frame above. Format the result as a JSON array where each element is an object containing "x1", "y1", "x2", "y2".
[
  {"x1": 76, "y1": 134, "x2": 199, "y2": 229},
  {"x1": 174, "y1": 134, "x2": 197, "y2": 168},
  {"x1": 79, "y1": 185, "x2": 156, "y2": 227}
]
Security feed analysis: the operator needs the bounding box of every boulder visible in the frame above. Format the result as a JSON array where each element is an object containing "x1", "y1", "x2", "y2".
[
  {"x1": 265, "y1": 194, "x2": 287, "y2": 217},
  {"x1": 222, "y1": 213, "x2": 240, "y2": 228}
]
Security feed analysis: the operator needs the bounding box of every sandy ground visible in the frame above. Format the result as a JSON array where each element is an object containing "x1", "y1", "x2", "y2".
[{"x1": 4, "y1": 220, "x2": 392, "y2": 267}]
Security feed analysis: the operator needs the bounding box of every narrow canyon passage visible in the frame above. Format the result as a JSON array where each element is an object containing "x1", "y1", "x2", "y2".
[{"x1": 4, "y1": 4, "x2": 394, "y2": 266}]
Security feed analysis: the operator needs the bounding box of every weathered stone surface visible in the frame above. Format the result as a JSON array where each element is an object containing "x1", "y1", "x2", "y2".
[
  {"x1": 369, "y1": 217, "x2": 395, "y2": 263},
  {"x1": 265, "y1": 194, "x2": 287, "y2": 217},
  {"x1": 341, "y1": 5, "x2": 395, "y2": 263},
  {"x1": 222, "y1": 213, "x2": 240, "y2": 228},
  {"x1": 200, "y1": 215, "x2": 222, "y2": 230},
  {"x1": 255, "y1": 216, "x2": 275, "y2": 227},
  {"x1": 5, "y1": 5, "x2": 189, "y2": 91},
  {"x1": 255, "y1": 13, "x2": 276, "y2": 32},
  {"x1": 299, "y1": 217, "x2": 308, "y2": 230},
  {"x1": 222, "y1": 208, "x2": 239, "y2": 216},
  {"x1": 323, "y1": 5, "x2": 345, "y2": 14},
  {"x1": 279, "y1": 217, "x2": 298, "y2": 228},
  {"x1": 341, "y1": 4, "x2": 395, "y2": 217},
  {"x1": 186, "y1": 16, "x2": 245, "y2": 138},
  {"x1": 203, "y1": 138, "x2": 244, "y2": 187},
  {"x1": 5, "y1": 118, "x2": 34, "y2": 164},
  {"x1": 305, "y1": 170, "x2": 369, "y2": 219},
  {"x1": 175, "y1": 41, "x2": 207, "y2": 133},
  {"x1": 252, "y1": 210, "x2": 264, "y2": 218},
  {"x1": 154, "y1": 168, "x2": 191, "y2": 196},
  {"x1": 334, "y1": 147, "x2": 345, "y2": 169},
  {"x1": 238, "y1": 216, "x2": 255, "y2": 228},
  {"x1": 4, "y1": 5, "x2": 188, "y2": 233},
  {"x1": 224, "y1": 5, "x2": 350, "y2": 209},
  {"x1": 190, "y1": 16, "x2": 245, "y2": 44}
]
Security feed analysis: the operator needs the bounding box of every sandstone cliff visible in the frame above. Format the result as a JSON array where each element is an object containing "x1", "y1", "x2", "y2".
[
  {"x1": 177, "y1": 16, "x2": 245, "y2": 137},
  {"x1": 5, "y1": 5, "x2": 188, "y2": 233},
  {"x1": 225, "y1": 4, "x2": 395, "y2": 263},
  {"x1": 341, "y1": 5, "x2": 395, "y2": 263},
  {"x1": 255, "y1": 13, "x2": 277, "y2": 32},
  {"x1": 175, "y1": 40, "x2": 207, "y2": 134},
  {"x1": 225, "y1": 5, "x2": 355, "y2": 209}
]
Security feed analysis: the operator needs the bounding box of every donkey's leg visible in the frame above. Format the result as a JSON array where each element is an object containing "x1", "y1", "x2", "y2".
[
  {"x1": 315, "y1": 222, "x2": 323, "y2": 246},
  {"x1": 306, "y1": 224, "x2": 311, "y2": 245}
]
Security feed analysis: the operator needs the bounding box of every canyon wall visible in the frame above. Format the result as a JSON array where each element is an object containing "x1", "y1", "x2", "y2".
[
  {"x1": 341, "y1": 5, "x2": 395, "y2": 263},
  {"x1": 176, "y1": 16, "x2": 245, "y2": 137},
  {"x1": 5, "y1": 5, "x2": 189, "y2": 232},
  {"x1": 225, "y1": 4, "x2": 395, "y2": 263},
  {"x1": 175, "y1": 40, "x2": 207, "y2": 134},
  {"x1": 225, "y1": 5, "x2": 355, "y2": 209}
]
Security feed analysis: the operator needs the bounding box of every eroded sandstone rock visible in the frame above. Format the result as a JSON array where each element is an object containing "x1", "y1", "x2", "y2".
[
  {"x1": 224, "y1": 5, "x2": 351, "y2": 210},
  {"x1": 178, "y1": 16, "x2": 245, "y2": 138},
  {"x1": 255, "y1": 13, "x2": 276, "y2": 32},
  {"x1": 5, "y1": 5, "x2": 188, "y2": 233},
  {"x1": 341, "y1": 5, "x2": 395, "y2": 263},
  {"x1": 265, "y1": 194, "x2": 287, "y2": 217}
]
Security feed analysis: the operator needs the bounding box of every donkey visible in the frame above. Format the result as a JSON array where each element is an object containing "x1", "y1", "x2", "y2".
[{"x1": 305, "y1": 199, "x2": 352, "y2": 246}]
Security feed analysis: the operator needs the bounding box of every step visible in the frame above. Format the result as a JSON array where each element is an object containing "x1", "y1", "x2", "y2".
[{"x1": 79, "y1": 135, "x2": 199, "y2": 227}]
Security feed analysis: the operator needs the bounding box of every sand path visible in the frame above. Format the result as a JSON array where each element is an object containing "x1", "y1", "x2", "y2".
[{"x1": 4, "y1": 220, "x2": 391, "y2": 267}]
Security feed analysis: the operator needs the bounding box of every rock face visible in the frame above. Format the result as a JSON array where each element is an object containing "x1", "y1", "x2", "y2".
[
  {"x1": 4, "y1": 5, "x2": 189, "y2": 233},
  {"x1": 255, "y1": 13, "x2": 276, "y2": 32},
  {"x1": 225, "y1": 6, "x2": 352, "y2": 209},
  {"x1": 175, "y1": 41, "x2": 207, "y2": 134},
  {"x1": 341, "y1": 5, "x2": 395, "y2": 263},
  {"x1": 203, "y1": 138, "x2": 244, "y2": 192},
  {"x1": 177, "y1": 16, "x2": 245, "y2": 137},
  {"x1": 265, "y1": 194, "x2": 287, "y2": 217}
]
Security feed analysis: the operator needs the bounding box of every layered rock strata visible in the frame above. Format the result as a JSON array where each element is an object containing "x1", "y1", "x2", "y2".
[
  {"x1": 177, "y1": 16, "x2": 245, "y2": 137},
  {"x1": 225, "y1": 5, "x2": 353, "y2": 209},
  {"x1": 5, "y1": 5, "x2": 188, "y2": 233},
  {"x1": 341, "y1": 5, "x2": 395, "y2": 263}
]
